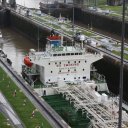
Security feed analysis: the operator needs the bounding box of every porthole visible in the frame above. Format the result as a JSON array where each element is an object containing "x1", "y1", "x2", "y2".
[{"x1": 83, "y1": 76, "x2": 86, "y2": 79}]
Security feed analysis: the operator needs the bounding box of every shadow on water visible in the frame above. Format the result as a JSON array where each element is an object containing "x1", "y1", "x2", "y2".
[{"x1": 94, "y1": 58, "x2": 128, "y2": 102}]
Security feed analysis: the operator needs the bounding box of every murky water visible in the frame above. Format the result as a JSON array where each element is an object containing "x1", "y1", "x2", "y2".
[{"x1": 0, "y1": 28, "x2": 37, "y2": 73}]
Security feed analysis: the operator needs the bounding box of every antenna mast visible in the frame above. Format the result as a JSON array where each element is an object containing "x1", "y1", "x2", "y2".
[{"x1": 37, "y1": 26, "x2": 39, "y2": 52}]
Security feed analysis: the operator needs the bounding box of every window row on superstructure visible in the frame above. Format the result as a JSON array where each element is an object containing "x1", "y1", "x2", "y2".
[
  {"x1": 48, "y1": 76, "x2": 86, "y2": 82},
  {"x1": 48, "y1": 60, "x2": 87, "y2": 65},
  {"x1": 50, "y1": 68, "x2": 85, "y2": 73},
  {"x1": 53, "y1": 52, "x2": 84, "y2": 56}
]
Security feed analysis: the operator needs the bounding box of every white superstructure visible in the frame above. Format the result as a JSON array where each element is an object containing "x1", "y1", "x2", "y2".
[{"x1": 25, "y1": 35, "x2": 101, "y2": 85}]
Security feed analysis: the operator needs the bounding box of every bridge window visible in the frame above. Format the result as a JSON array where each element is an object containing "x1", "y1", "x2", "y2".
[
  {"x1": 66, "y1": 53, "x2": 70, "y2": 55},
  {"x1": 79, "y1": 53, "x2": 82, "y2": 55},
  {"x1": 53, "y1": 54, "x2": 57, "y2": 56},
  {"x1": 75, "y1": 53, "x2": 78, "y2": 55},
  {"x1": 83, "y1": 69, "x2": 85, "y2": 71},
  {"x1": 74, "y1": 61, "x2": 76, "y2": 63},
  {"x1": 62, "y1": 53, "x2": 65, "y2": 56},
  {"x1": 68, "y1": 61, "x2": 70, "y2": 64},
  {"x1": 71, "y1": 53, "x2": 74, "y2": 55},
  {"x1": 48, "y1": 79, "x2": 50, "y2": 81},
  {"x1": 51, "y1": 71, "x2": 53, "y2": 73},
  {"x1": 64, "y1": 78, "x2": 65, "y2": 80},
  {"x1": 85, "y1": 60, "x2": 87, "y2": 63},
  {"x1": 83, "y1": 76, "x2": 86, "y2": 79},
  {"x1": 74, "y1": 77, "x2": 76, "y2": 79},
  {"x1": 59, "y1": 62, "x2": 61, "y2": 64},
  {"x1": 49, "y1": 63, "x2": 50, "y2": 65},
  {"x1": 79, "y1": 61, "x2": 80, "y2": 63},
  {"x1": 58, "y1": 54, "x2": 61, "y2": 56}
]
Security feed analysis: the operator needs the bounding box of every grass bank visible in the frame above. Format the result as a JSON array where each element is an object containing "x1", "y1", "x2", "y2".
[
  {"x1": 0, "y1": 113, "x2": 12, "y2": 128},
  {"x1": 0, "y1": 67, "x2": 52, "y2": 128}
]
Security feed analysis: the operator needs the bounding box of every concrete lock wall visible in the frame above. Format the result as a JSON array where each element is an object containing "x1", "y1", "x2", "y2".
[
  {"x1": 74, "y1": 7, "x2": 128, "y2": 38},
  {"x1": 0, "y1": 9, "x2": 10, "y2": 27}
]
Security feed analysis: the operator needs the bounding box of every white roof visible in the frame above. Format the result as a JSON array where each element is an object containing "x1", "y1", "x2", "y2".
[{"x1": 51, "y1": 46, "x2": 85, "y2": 53}]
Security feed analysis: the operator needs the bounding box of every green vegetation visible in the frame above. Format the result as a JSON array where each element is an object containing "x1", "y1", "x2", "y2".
[
  {"x1": 83, "y1": 31, "x2": 94, "y2": 36},
  {"x1": 99, "y1": 5, "x2": 122, "y2": 13},
  {"x1": 112, "y1": 50, "x2": 128, "y2": 60},
  {"x1": 84, "y1": 0, "x2": 106, "y2": 6},
  {"x1": 97, "y1": 0, "x2": 106, "y2": 5},
  {"x1": 0, "y1": 113, "x2": 12, "y2": 128},
  {"x1": 32, "y1": 13, "x2": 96, "y2": 37},
  {"x1": 125, "y1": 47, "x2": 128, "y2": 51},
  {"x1": 0, "y1": 67, "x2": 52, "y2": 128}
]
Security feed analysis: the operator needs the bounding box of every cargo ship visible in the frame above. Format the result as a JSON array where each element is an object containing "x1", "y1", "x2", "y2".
[{"x1": 22, "y1": 33, "x2": 128, "y2": 128}]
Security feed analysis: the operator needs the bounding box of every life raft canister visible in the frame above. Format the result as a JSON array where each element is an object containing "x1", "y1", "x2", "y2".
[{"x1": 24, "y1": 56, "x2": 33, "y2": 67}]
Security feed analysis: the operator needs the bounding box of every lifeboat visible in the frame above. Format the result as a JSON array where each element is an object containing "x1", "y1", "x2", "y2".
[{"x1": 24, "y1": 56, "x2": 33, "y2": 67}]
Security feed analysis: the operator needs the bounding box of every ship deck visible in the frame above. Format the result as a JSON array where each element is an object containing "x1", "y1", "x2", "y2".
[
  {"x1": 43, "y1": 94, "x2": 92, "y2": 128},
  {"x1": 53, "y1": 85, "x2": 128, "y2": 128}
]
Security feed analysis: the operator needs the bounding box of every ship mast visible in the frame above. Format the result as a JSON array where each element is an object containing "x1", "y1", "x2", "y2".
[
  {"x1": 37, "y1": 26, "x2": 39, "y2": 52},
  {"x1": 72, "y1": 0, "x2": 74, "y2": 34},
  {"x1": 72, "y1": 0, "x2": 74, "y2": 47},
  {"x1": 118, "y1": 0, "x2": 125, "y2": 127}
]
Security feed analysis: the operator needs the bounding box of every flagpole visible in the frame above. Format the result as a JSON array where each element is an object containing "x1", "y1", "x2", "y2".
[{"x1": 37, "y1": 26, "x2": 39, "y2": 52}]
